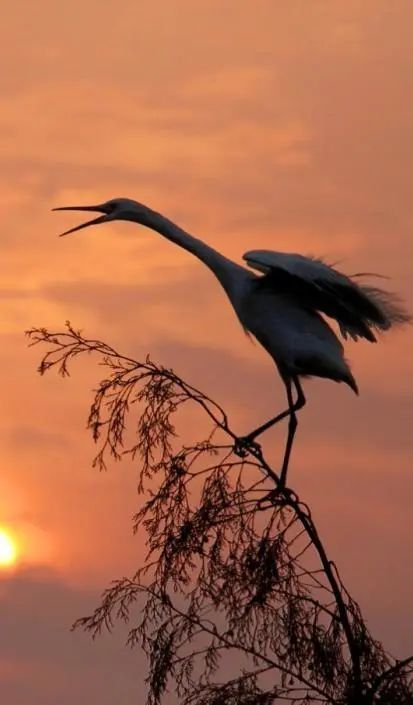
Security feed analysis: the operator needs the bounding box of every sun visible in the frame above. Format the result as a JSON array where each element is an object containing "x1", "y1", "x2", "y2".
[{"x1": 0, "y1": 529, "x2": 18, "y2": 567}]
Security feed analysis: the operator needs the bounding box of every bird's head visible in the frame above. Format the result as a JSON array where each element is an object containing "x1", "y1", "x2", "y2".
[{"x1": 53, "y1": 198, "x2": 146, "y2": 236}]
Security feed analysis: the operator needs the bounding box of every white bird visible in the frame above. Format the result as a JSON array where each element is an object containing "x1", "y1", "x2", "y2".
[{"x1": 54, "y1": 198, "x2": 410, "y2": 483}]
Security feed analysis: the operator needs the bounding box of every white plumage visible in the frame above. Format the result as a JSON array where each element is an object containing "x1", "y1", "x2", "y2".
[{"x1": 54, "y1": 198, "x2": 410, "y2": 482}]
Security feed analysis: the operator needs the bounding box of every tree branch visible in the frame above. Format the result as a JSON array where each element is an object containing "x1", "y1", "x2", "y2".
[{"x1": 27, "y1": 323, "x2": 413, "y2": 705}]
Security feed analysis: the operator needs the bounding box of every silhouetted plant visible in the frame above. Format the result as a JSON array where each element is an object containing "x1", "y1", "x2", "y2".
[{"x1": 27, "y1": 322, "x2": 413, "y2": 705}]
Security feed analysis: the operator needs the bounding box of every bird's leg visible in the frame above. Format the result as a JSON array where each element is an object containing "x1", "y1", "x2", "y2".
[
  {"x1": 233, "y1": 378, "x2": 305, "y2": 458},
  {"x1": 256, "y1": 378, "x2": 306, "y2": 500},
  {"x1": 233, "y1": 409, "x2": 290, "y2": 458},
  {"x1": 279, "y1": 378, "x2": 303, "y2": 487},
  {"x1": 241, "y1": 407, "x2": 293, "y2": 443},
  {"x1": 241, "y1": 378, "x2": 306, "y2": 443}
]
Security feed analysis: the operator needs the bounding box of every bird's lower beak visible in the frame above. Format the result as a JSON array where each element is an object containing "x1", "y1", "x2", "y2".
[{"x1": 52, "y1": 205, "x2": 109, "y2": 236}]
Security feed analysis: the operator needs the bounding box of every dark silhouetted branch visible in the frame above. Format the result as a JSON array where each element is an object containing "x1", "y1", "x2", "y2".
[{"x1": 27, "y1": 322, "x2": 413, "y2": 705}]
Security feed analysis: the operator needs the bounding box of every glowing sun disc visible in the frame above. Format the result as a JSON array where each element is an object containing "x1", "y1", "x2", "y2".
[{"x1": 0, "y1": 529, "x2": 17, "y2": 566}]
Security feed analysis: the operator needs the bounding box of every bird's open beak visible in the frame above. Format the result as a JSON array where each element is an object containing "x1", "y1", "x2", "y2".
[{"x1": 52, "y1": 204, "x2": 110, "y2": 236}]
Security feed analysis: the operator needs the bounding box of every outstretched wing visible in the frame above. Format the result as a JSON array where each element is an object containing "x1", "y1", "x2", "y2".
[{"x1": 244, "y1": 250, "x2": 410, "y2": 342}]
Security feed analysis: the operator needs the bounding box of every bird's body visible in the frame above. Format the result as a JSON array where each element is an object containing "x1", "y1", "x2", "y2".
[
  {"x1": 238, "y1": 278, "x2": 357, "y2": 391},
  {"x1": 54, "y1": 198, "x2": 410, "y2": 481}
]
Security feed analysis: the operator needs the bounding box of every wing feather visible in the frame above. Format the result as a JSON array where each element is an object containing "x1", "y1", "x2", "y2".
[{"x1": 244, "y1": 250, "x2": 410, "y2": 342}]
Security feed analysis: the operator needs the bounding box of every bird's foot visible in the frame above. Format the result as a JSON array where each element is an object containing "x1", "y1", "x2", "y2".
[
  {"x1": 233, "y1": 435, "x2": 262, "y2": 458},
  {"x1": 258, "y1": 486, "x2": 295, "y2": 507}
]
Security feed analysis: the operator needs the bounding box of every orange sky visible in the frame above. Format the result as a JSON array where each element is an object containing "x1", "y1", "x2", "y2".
[{"x1": 1, "y1": 1, "x2": 413, "y2": 702}]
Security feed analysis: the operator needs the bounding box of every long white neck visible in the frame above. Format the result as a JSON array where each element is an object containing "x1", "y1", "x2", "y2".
[{"x1": 134, "y1": 206, "x2": 250, "y2": 299}]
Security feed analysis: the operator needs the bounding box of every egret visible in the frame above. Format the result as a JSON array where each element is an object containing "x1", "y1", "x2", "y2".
[{"x1": 54, "y1": 198, "x2": 410, "y2": 483}]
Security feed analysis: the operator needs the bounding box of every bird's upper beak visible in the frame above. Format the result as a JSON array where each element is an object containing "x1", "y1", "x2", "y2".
[{"x1": 52, "y1": 204, "x2": 111, "y2": 236}]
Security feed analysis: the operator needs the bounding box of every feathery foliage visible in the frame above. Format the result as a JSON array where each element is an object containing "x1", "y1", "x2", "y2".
[{"x1": 27, "y1": 322, "x2": 413, "y2": 705}]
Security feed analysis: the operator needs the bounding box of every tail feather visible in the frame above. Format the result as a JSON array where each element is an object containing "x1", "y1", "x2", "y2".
[
  {"x1": 357, "y1": 285, "x2": 411, "y2": 331},
  {"x1": 337, "y1": 280, "x2": 411, "y2": 342}
]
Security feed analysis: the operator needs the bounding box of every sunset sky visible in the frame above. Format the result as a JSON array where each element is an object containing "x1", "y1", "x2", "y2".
[{"x1": 1, "y1": 2, "x2": 413, "y2": 702}]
